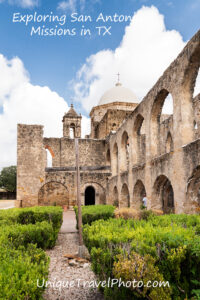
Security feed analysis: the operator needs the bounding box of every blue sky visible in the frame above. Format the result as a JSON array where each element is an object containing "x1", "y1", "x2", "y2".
[
  {"x1": 0, "y1": 0, "x2": 199, "y2": 168},
  {"x1": 0, "y1": 0, "x2": 199, "y2": 111}
]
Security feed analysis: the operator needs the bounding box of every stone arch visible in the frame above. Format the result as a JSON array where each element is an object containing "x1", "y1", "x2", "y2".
[
  {"x1": 133, "y1": 180, "x2": 146, "y2": 209},
  {"x1": 166, "y1": 132, "x2": 174, "y2": 153},
  {"x1": 120, "y1": 183, "x2": 130, "y2": 207},
  {"x1": 150, "y1": 89, "x2": 174, "y2": 156},
  {"x1": 181, "y1": 42, "x2": 200, "y2": 142},
  {"x1": 152, "y1": 175, "x2": 174, "y2": 214},
  {"x1": 38, "y1": 181, "x2": 69, "y2": 207},
  {"x1": 113, "y1": 186, "x2": 119, "y2": 207},
  {"x1": 81, "y1": 182, "x2": 105, "y2": 205},
  {"x1": 69, "y1": 123, "x2": 75, "y2": 138},
  {"x1": 186, "y1": 166, "x2": 200, "y2": 213},
  {"x1": 106, "y1": 149, "x2": 111, "y2": 166},
  {"x1": 120, "y1": 131, "x2": 129, "y2": 172},
  {"x1": 133, "y1": 114, "x2": 146, "y2": 164},
  {"x1": 112, "y1": 143, "x2": 118, "y2": 176},
  {"x1": 44, "y1": 145, "x2": 55, "y2": 168},
  {"x1": 182, "y1": 41, "x2": 200, "y2": 96}
]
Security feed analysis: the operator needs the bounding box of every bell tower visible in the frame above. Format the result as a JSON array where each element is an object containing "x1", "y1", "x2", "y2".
[{"x1": 62, "y1": 104, "x2": 82, "y2": 138}]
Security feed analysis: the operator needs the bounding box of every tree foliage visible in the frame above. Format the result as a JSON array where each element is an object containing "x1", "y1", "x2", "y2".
[{"x1": 0, "y1": 166, "x2": 17, "y2": 192}]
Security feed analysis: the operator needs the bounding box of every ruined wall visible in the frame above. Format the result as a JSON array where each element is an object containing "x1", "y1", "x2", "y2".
[
  {"x1": 107, "y1": 30, "x2": 200, "y2": 214},
  {"x1": 17, "y1": 124, "x2": 46, "y2": 207},
  {"x1": 41, "y1": 168, "x2": 111, "y2": 207}
]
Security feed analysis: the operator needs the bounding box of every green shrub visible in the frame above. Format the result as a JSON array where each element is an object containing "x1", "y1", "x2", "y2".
[
  {"x1": 0, "y1": 206, "x2": 63, "y2": 232},
  {"x1": 0, "y1": 244, "x2": 49, "y2": 300},
  {"x1": 0, "y1": 206, "x2": 63, "y2": 299},
  {"x1": 83, "y1": 215, "x2": 200, "y2": 299},
  {"x1": 74, "y1": 205, "x2": 115, "y2": 227},
  {"x1": 0, "y1": 221, "x2": 56, "y2": 250}
]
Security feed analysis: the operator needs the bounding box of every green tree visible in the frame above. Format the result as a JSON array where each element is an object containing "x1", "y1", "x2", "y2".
[{"x1": 0, "y1": 166, "x2": 17, "y2": 193}]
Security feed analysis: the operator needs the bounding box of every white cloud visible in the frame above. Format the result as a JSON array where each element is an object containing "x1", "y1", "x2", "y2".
[
  {"x1": 0, "y1": 0, "x2": 39, "y2": 8},
  {"x1": 72, "y1": 6, "x2": 186, "y2": 112},
  {"x1": 0, "y1": 55, "x2": 90, "y2": 169},
  {"x1": 57, "y1": 0, "x2": 76, "y2": 12}
]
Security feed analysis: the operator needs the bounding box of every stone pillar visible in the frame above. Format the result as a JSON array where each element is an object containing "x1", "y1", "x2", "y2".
[{"x1": 17, "y1": 124, "x2": 46, "y2": 207}]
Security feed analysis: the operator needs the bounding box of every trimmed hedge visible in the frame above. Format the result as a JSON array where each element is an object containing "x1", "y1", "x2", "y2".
[
  {"x1": 0, "y1": 221, "x2": 56, "y2": 250},
  {"x1": 0, "y1": 206, "x2": 63, "y2": 232},
  {"x1": 0, "y1": 206, "x2": 63, "y2": 299},
  {"x1": 74, "y1": 205, "x2": 115, "y2": 227},
  {"x1": 83, "y1": 214, "x2": 200, "y2": 299}
]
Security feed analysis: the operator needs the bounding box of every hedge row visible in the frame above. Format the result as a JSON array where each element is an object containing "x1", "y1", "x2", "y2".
[
  {"x1": 0, "y1": 206, "x2": 63, "y2": 232},
  {"x1": 74, "y1": 205, "x2": 115, "y2": 226},
  {"x1": 83, "y1": 214, "x2": 200, "y2": 300},
  {"x1": 0, "y1": 206, "x2": 63, "y2": 299}
]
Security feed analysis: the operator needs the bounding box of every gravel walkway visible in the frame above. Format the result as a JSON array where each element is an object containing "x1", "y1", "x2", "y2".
[{"x1": 43, "y1": 212, "x2": 104, "y2": 300}]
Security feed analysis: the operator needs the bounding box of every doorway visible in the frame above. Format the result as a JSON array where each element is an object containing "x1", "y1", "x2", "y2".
[{"x1": 85, "y1": 186, "x2": 95, "y2": 205}]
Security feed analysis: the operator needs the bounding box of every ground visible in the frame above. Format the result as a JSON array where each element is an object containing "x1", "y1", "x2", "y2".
[{"x1": 43, "y1": 211, "x2": 104, "y2": 300}]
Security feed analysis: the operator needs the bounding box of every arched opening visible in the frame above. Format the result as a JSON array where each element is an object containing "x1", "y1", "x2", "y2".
[
  {"x1": 193, "y1": 69, "x2": 200, "y2": 98},
  {"x1": 106, "y1": 149, "x2": 111, "y2": 166},
  {"x1": 69, "y1": 123, "x2": 75, "y2": 138},
  {"x1": 44, "y1": 145, "x2": 55, "y2": 168},
  {"x1": 133, "y1": 114, "x2": 146, "y2": 164},
  {"x1": 186, "y1": 166, "x2": 200, "y2": 213},
  {"x1": 121, "y1": 131, "x2": 129, "y2": 172},
  {"x1": 46, "y1": 149, "x2": 52, "y2": 167},
  {"x1": 112, "y1": 143, "x2": 118, "y2": 176},
  {"x1": 120, "y1": 183, "x2": 130, "y2": 207},
  {"x1": 166, "y1": 132, "x2": 174, "y2": 153},
  {"x1": 133, "y1": 180, "x2": 146, "y2": 209},
  {"x1": 85, "y1": 186, "x2": 95, "y2": 205},
  {"x1": 151, "y1": 90, "x2": 173, "y2": 156},
  {"x1": 111, "y1": 123, "x2": 117, "y2": 131},
  {"x1": 113, "y1": 186, "x2": 119, "y2": 207},
  {"x1": 38, "y1": 181, "x2": 69, "y2": 207},
  {"x1": 152, "y1": 175, "x2": 174, "y2": 214}
]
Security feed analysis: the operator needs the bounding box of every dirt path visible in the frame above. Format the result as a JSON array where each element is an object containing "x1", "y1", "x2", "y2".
[{"x1": 43, "y1": 211, "x2": 104, "y2": 300}]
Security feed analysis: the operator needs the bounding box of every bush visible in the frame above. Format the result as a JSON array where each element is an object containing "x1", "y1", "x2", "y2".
[
  {"x1": 0, "y1": 206, "x2": 63, "y2": 299},
  {"x1": 0, "y1": 244, "x2": 49, "y2": 300},
  {"x1": 74, "y1": 205, "x2": 115, "y2": 227},
  {"x1": 0, "y1": 221, "x2": 56, "y2": 250},
  {"x1": 114, "y1": 208, "x2": 140, "y2": 220},
  {"x1": 0, "y1": 206, "x2": 63, "y2": 232},
  {"x1": 83, "y1": 215, "x2": 200, "y2": 299}
]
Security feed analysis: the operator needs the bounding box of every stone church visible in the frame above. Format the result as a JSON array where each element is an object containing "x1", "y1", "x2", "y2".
[{"x1": 17, "y1": 30, "x2": 200, "y2": 214}]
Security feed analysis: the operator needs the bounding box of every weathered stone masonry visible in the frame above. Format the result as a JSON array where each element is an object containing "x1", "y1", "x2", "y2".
[{"x1": 17, "y1": 30, "x2": 200, "y2": 213}]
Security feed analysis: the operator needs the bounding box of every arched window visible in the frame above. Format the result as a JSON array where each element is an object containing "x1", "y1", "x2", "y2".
[
  {"x1": 166, "y1": 132, "x2": 174, "y2": 153},
  {"x1": 112, "y1": 143, "x2": 118, "y2": 176},
  {"x1": 113, "y1": 186, "x2": 119, "y2": 207},
  {"x1": 69, "y1": 123, "x2": 75, "y2": 138},
  {"x1": 133, "y1": 114, "x2": 146, "y2": 164},
  {"x1": 151, "y1": 90, "x2": 173, "y2": 156},
  {"x1": 193, "y1": 67, "x2": 200, "y2": 98},
  {"x1": 45, "y1": 145, "x2": 55, "y2": 168},
  {"x1": 121, "y1": 183, "x2": 130, "y2": 207},
  {"x1": 106, "y1": 149, "x2": 111, "y2": 166},
  {"x1": 152, "y1": 175, "x2": 174, "y2": 214},
  {"x1": 121, "y1": 131, "x2": 129, "y2": 172},
  {"x1": 133, "y1": 180, "x2": 146, "y2": 209}
]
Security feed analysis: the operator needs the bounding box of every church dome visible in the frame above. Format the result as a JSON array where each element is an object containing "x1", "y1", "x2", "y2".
[{"x1": 98, "y1": 82, "x2": 138, "y2": 106}]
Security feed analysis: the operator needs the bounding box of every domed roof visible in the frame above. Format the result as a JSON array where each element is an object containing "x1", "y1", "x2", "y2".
[{"x1": 98, "y1": 82, "x2": 138, "y2": 106}]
